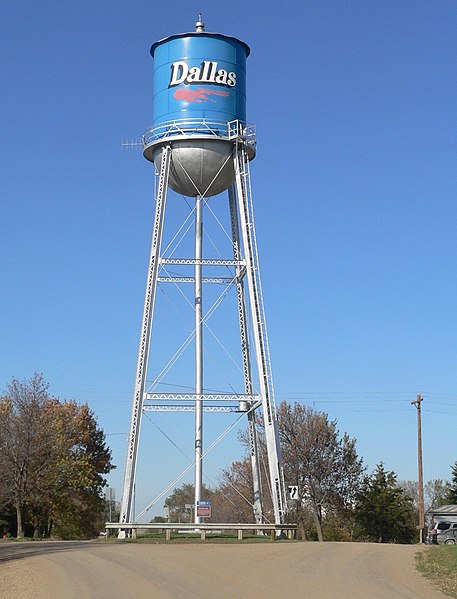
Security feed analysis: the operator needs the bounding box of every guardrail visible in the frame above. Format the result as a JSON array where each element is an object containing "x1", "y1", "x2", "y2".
[{"x1": 105, "y1": 521, "x2": 297, "y2": 541}]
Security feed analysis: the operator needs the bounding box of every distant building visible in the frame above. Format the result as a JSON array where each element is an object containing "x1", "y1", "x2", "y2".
[{"x1": 428, "y1": 504, "x2": 457, "y2": 525}]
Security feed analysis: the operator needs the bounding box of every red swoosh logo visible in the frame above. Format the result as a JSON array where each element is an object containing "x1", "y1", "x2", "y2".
[{"x1": 174, "y1": 87, "x2": 230, "y2": 103}]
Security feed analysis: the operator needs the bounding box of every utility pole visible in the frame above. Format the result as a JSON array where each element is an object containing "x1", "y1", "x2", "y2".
[{"x1": 411, "y1": 393, "x2": 425, "y2": 543}]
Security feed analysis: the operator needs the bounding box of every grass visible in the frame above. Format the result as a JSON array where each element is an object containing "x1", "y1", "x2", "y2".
[
  {"x1": 416, "y1": 545, "x2": 457, "y2": 598},
  {"x1": 102, "y1": 531, "x2": 284, "y2": 544},
  {"x1": 137, "y1": 531, "x2": 278, "y2": 543}
]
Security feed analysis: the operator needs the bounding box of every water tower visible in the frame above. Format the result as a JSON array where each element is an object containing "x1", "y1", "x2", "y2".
[{"x1": 119, "y1": 16, "x2": 286, "y2": 529}]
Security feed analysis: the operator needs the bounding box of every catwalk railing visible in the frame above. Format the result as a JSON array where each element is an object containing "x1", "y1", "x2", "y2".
[{"x1": 143, "y1": 118, "x2": 256, "y2": 150}]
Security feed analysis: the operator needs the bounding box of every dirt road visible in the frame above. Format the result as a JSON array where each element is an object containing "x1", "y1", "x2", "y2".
[{"x1": 0, "y1": 540, "x2": 446, "y2": 599}]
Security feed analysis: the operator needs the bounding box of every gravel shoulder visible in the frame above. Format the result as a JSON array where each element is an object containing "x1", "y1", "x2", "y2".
[{"x1": 0, "y1": 541, "x2": 447, "y2": 599}]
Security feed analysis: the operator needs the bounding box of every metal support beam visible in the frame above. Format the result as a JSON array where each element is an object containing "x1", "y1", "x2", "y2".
[
  {"x1": 119, "y1": 145, "x2": 171, "y2": 529},
  {"x1": 233, "y1": 146, "x2": 286, "y2": 526},
  {"x1": 194, "y1": 194, "x2": 203, "y2": 525},
  {"x1": 229, "y1": 184, "x2": 264, "y2": 525}
]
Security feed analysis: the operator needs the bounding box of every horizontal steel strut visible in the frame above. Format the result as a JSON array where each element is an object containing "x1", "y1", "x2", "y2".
[
  {"x1": 144, "y1": 392, "x2": 259, "y2": 402},
  {"x1": 159, "y1": 258, "x2": 245, "y2": 266}
]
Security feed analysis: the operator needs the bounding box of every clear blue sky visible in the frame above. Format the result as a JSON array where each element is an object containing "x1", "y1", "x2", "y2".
[{"x1": 2, "y1": 1, "x2": 457, "y2": 516}]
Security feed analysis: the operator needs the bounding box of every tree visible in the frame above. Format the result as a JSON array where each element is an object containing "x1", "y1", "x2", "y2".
[
  {"x1": 277, "y1": 402, "x2": 364, "y2": 541},
  {"x1": 400, "y1": 479, "x2": 450, "y2": 515},
  {"x1": 213, "y1": 458, "x2": 263, "y2": 523},
  {"x1": 399, "y1": 480, "x2": 418, "y2": 508},
  {"x1": 162, "y1": 479, "x2": 256, "y2": 525},
  {"x1": 164, "y1": 483, "x2": 194, "y2": 522},
  {"x1": 446, "y1": 463, "x2": 457, "y2": 505},
  {"x1": 355, "y1": 463, "x2": 416, "y2": 543},
  {"x1": 425, "y1": 479, "x2": 450, "y2": 512},
  {"x1": 151, "y1": 515, "x2": 167, "y2": 523},
  {"x1": 0, "y1": 374, "x2": 114, "y2": 538},
  {"x1": 0, "y1": 503, "x2": 15, "y2": 538},
  {"x1": 48, "y1": 400, "x2": 114, "y2": 538},
  {"x1": 164, "y1": 483, "x2": 214, "y2": 522},
  {"x1": 0, "y1": 374, "x2": 57, "y2": 537}
]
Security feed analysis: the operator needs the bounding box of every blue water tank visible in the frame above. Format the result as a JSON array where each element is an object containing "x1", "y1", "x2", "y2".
[
  {"x1": 151, "y1": 28, "x2": 248, "y2": 128},
  {"x1": 143, "y1": 18, "x2": 254, "y2": 197}
]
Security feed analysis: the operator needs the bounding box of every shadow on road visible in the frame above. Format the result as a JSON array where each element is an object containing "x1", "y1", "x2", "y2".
[{"x1": 0, "y1": 540, "x2": 104, "y2": 563}]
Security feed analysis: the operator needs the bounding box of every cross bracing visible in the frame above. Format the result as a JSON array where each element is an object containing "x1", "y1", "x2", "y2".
[{"x1": 119, "y1": 124, "x2": 286, "y2": 533}]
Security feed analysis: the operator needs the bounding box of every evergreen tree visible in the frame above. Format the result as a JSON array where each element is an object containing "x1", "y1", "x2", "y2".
[
  {"x1": 446, "y1": 463, "x2": 457, "y2": 504},
  {"x1": 356, "y1": 463, "x2": 416, "y2": 543}
]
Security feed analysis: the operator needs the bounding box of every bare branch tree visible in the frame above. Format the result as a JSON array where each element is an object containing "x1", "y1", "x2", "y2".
[{"x1": 277, "y1": 402, "x2": 364, "y2": 541}]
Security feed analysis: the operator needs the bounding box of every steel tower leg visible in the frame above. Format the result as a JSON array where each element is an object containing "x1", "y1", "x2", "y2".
[
  {"x1": 233, "y1": 147, "x2": 286, "y2": 526},
  {"x1": 228, "y1": 184, "x2": 264, "y2": 525},
  {"x1": 119, "y1": 145, "x2": 171, "y2": 532},
  {"x1": 194, "y1": 194, "x2": 203, "y2": 525}
]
